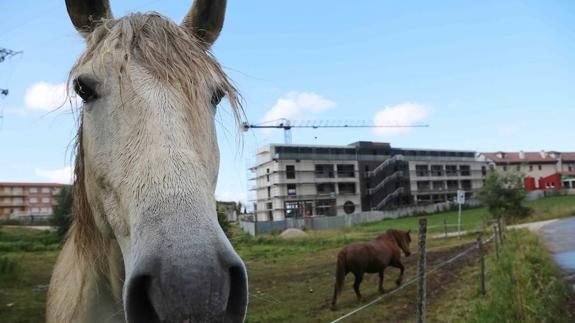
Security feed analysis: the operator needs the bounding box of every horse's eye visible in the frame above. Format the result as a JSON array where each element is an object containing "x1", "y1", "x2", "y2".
[
  {"x1": 73, "y1": 78, "x2": 98, "y2": 103},
  {"x1": 211, "y1": 89, "x2": 225, "y2": 106}
]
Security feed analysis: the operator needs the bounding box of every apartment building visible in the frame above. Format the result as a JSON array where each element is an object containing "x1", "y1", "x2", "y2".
[
  {"x1": 0, "y1": 182, "x2": 64, "y2": 218},
  {"x1": 481, "y1": 151, "x2": 575, "y2": 191},
  {"x1": 251, "y1": 142, "x2": 485, "y2": 221}
]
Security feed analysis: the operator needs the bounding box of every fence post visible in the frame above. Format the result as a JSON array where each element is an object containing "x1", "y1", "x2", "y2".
[
  {"x1": 497, "y1": 217, "x2": 503, "y2": 244},
  {"x1": 416, "y1": 218, "x2": 428, "y2": 323},
  {"x1": 477, "y1": 234, "x2": 486, "y2": 296},
  {"x1": 443, "y1": 218, "x2": 448, "y2": 238},
  {"x1": 493, "y1": 225, "x2": 500, "y2": 261}
]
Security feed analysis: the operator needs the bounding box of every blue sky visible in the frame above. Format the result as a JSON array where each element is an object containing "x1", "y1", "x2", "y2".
[{"x1": 1, "y1": 0, "x2": 574, "y2": 203}]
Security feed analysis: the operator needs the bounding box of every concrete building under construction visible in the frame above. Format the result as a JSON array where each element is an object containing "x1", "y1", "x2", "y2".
[{"x1": 250, "y1": 142, "x2": 485, "y2": 221}]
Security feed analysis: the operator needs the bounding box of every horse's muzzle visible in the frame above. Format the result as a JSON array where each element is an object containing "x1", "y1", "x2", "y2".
[
  {"x1": 125, "y1": 250, "x2": 247, "y2": 323},
  {"x1": 123, "y1": 216, "x2": 248, "y2": 323}
]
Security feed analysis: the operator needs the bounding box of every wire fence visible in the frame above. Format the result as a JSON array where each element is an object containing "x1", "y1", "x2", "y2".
[{"x1": 329, "y1": 217, "x2": 504, "y2": 323}]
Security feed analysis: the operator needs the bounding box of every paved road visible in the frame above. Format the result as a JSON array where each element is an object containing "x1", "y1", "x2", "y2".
[{"x1": 539, "y1": 217, "x2": 575, "y2": 274}]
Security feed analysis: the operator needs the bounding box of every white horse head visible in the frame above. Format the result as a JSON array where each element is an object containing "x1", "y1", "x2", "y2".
[{"x1": 47, "y1": 1, "x2": 247, "y2": 322}]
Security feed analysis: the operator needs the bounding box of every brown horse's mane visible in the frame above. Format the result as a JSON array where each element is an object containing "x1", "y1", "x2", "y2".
[
  {"x1": 376, "y1": 229, "x2": 408, "y2": 245},
  {"x1": 66, "y1": 12, "x2": 246, "y2": 269}
]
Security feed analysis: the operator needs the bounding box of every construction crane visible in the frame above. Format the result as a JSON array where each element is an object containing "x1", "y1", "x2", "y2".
[{"x1": 241, "y1": 118, "x2": 429, "y2": 144}]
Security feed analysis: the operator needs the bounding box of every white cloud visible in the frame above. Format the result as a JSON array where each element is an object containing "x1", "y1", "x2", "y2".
[
  {"x1": 261, "y1": 91, "x2": 336, "y2": 124},
  {"x1": 35, "y1": 167, "x2": 73, "y2": 184},
  {"x1": 372, "y1": 103, "x2": 431, "y2": 136},
  {"x1": 25, "y1": 82, "x2": 72, "y2": 111}
]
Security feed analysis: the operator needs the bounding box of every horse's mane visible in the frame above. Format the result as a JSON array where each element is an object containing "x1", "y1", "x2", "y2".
[
  {"x1": 67, "y1": 12, "x2": 244, "y2": 267},
  {"x1": 376, "y1": 229, "x2": 407, "y2": 244}
]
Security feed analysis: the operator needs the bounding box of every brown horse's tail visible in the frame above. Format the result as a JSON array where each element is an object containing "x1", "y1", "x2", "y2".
[{"x1": 331, "y1": 249, "x2": 347, "y2": 310}]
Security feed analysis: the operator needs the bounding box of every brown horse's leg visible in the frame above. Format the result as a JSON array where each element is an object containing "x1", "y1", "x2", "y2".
[
  {"x1": 353, "y1": 272, "x2": 364, "y2": 303},
  {"x1": 378, "y1": 270, "x2": 385, "y2": 294},
  {"x1": 391, "y1": 261, "x2": 405, "y2": 286}
]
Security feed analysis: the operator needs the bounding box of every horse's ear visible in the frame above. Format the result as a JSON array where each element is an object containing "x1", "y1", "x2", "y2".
[
  {"x1": 181, "y1": 0, "x2": 227, "y2": 47},
  {"x1": 65, "y1": 0, "x2": 113, "y2": 38}
]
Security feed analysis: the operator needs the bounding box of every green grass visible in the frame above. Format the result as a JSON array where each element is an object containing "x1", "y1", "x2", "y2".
[
  {"x1": 469, "y1": 230, "x2": 573, "y2": 323},
  {"x1": 0, "y1": 227, "x2": 60, "y2": 323},
  {"x1": 426, "y1": 229, "x2": 574, "y2": 323}
]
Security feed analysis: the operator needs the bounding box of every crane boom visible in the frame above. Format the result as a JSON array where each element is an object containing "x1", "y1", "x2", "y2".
[{"x1": 241, "y1": 118, "x2": 429, "y2": 144}]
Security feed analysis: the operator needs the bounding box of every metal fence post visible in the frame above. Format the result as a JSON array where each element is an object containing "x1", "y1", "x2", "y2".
[
  {"x1": 493, "y1": 225, "x2": 500, "y2": 261},
  {"x1": 477, "y1": 234, "x2": 486, "y2": 296},
  {"x1": 416, "y1": 218, "x2": 428, "y2": 323}
]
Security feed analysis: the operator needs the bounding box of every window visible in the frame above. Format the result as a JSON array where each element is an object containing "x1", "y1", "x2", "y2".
[
  {"x1": 461, "y1": 180, "x2": 472, "y2": 190},
  {"x1": 432, "y1": 181, "x2": 445, "y2": 191},
  {"x1": 266, "y1": 168, "x2": 270, "y2": 182},
  {"x1": 337, "y1": 164, "x2": 355, "y2": 178},
  {"x1": 343, "y1": 201, "x2": 355, "y2": 214},
  {"x1": 316, "y1": 199, "x2": 336, "y2": 216},
  {"x1": 315, "y1": 164, "x2": 334, "y2": 178},
  {"x1": 446, "y1": 180, "x2": 459, "y2": 190},
  {"x1": 459, "y1": 165, "x2": 471, "y2": 176},
  {"x1": 569, "y1": 166, "x2": 573, "y2": 172},
  {"x1": 431, "y1": 165, "x2": 443, "y2": 176},
  {"x1": 416, "y1": 165, "x2": 429, "y2": 177},
  {"x1": 503, "y1": 165, "x2": 508, "y2": 171},
  {"x1": 529, "y1": 165, "x2": 533, "y2": 171},
  {"x1": 41, "y1": 187, "x2": 50, "y2": 193},
  {"x1": 516, "y1": 165, "x2": 521, "y2": 171},
  {"x1": 338, "y1": 183, "x2": 356, "y2": 194},
  {"x1": 286, "y1": 165, "x2": 296, "y2": 179},
  {"x1": 446, "y1": 165, "x2": 458, "y2": 176},
  {"x1": 417, "y1": 181, "x2": 431, "y2": 191},
  {"x1": 266, "y1": 202, "x2": 273, "y2": 221},
  {"x1": 30, "y1": 197, "x2": 38, "y2": 203},
  {"x1": 287, "y1": 184, "x2": 297, "y2": 196},
  {"x1": 316, "y1": 183, "x2": 335, "y2": 195},
  {"x1": 538, "y1": 165, "x2": 542, "y2": 171},
  {"x1": 285, "y1": 201, "x2": 302, "y2": 218},
  {"x1": 267, "y1": 187, "x2": 271, "y2": 198},
  {"x1": 42, "y1": 197, "x2": 50, "y2": 203},
  {"x1": 29, "y1": 187, "x2": 38, "y2": 193},
  {"x1": 481, "y1": 166, "x2": 486, "y2": 176}
]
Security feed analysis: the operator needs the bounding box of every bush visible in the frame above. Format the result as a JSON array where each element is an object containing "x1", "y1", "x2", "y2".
[
  {"x1": 50, "y1": 185, "x2": 73, "y2": 241},
  {"x1": 0, "y1": 256, "x2": 18, "y2": 276},
  {"x1": 218, "y1": 209, "x2": 231, "y2": 238},
  {"x1": 479, "y1": 172, "x2": 533, "y2": 220}
]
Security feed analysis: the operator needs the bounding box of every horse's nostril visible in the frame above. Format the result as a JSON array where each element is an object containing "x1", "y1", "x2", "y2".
[
  {"x1": 126, "y1": 275, "x2": 161, "y2": 323},
  {"x1": 225, "y1": 263, "x2": 248, "y2": 322}
]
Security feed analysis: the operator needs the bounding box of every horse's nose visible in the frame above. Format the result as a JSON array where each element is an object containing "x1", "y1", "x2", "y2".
[{"x1": 125, "y1": 246, "x2": 248, "y2": 323}]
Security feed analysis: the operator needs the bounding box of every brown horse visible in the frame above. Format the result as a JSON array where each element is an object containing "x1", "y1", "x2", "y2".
[{"x1": 331, "y1": 229, "x2": 412, "y2": 310}]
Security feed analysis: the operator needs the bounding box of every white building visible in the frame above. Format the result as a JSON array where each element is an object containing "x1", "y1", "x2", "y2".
[{"x1": 251, "y1": 142, "x2": 486, "y2": 221}]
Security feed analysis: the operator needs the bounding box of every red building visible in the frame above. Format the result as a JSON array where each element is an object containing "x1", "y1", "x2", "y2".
[{"x1": 0, "y1": 182, "x2": 65, "y2": 218}]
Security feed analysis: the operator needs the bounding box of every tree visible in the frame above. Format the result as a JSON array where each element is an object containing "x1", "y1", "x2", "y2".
[
  {"x1": 217, "y1": 209, "x2": 231, "y2": 238},
  {"x1": 479, "y1": 171, "x2": 532, "y2": 220},
  {"x1": 51, "y1": 185, "x2": 73, "y2": 241}
]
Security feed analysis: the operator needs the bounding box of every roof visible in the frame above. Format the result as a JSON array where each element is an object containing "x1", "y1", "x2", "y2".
[
  {"x1": 482, "y1": 151, "x2": 575, "y2": 164},
  {"x1": 0, "y1": 182, "x2": 66, "y2": 187}
]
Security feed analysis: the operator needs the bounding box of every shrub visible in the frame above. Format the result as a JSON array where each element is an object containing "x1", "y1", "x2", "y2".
[{"x1": 479, "y1": 172, "x2": 533, "y2": 220}]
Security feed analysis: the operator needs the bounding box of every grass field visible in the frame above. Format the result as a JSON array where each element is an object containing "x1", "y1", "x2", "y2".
[{"x1": 0, "y1": 194, "x2": 574, "y2": 322}]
